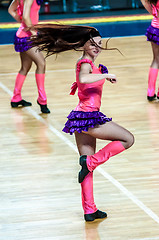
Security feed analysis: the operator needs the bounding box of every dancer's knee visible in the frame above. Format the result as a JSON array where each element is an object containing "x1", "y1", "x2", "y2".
[
  {"x1": 19, "y1": 66, "x2": 31, "y2": 75},
  {"x1": 152, "y1": 58, "x2": 159, "y2": 68},
  {"x1": 125, "y1": 133, "x2": 135, "y2": 149},
  {"x1": 35, "y1": 58, "x2": 46, "y2": 72}
]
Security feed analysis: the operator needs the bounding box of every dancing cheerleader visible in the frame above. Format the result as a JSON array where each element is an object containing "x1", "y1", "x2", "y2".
[
  {"x1": 29, "y1": 23, "x2": 134, "y2": 221},
  {"x1": 141, "y1": 0, "x2": 159, "y2": 101},
  {"x1": 8, "y1": 0, "x2": 50, "y2": 113}
]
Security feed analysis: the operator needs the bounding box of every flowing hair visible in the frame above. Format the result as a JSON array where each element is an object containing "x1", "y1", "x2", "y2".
[
  {"x1": 147, "y1": 0, "x2": 158, "y2": 4},
  {"x1": 29, "y1": 23, "x2": 120, "y2": 57}
]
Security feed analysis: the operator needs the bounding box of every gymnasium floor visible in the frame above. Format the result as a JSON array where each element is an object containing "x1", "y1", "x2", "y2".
[{"x1": 1, "y1": 5, "x2": 159, "y2": 240}]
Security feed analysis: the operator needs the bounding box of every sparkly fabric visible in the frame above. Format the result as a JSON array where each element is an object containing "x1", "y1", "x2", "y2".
[
  {"x1": 14, "y1": 35, "x2": 32, "y2": 52},
  {"x1": 98, "y1": 64, "x2": 108, "y2": 74},
  {"x1": 146, "y1": 25, "x2": 159, "y2": 45},
  {"x1": 36, "y1": 0, "x2": 44, "y2": 5},
  {"x1": 62, "y1": 110, "x2": 112, "y2": 135}
]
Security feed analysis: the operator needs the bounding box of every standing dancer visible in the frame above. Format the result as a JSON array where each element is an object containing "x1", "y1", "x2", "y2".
[
  {"x1": 8, "y1": 0, "x2": 50, "y2": 113},
  {"x1": 29, "y1": 23, "x2": 134, "y2": 221},
  {"x1": 141, "y1": 0, "x2": 159, "y2": 101}
]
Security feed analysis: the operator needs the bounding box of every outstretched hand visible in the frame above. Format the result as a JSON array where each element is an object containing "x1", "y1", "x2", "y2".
[
  {"x1": 106, "y1": 74, "x2": 117, "y2": 84},
  {"x1": 108, "y1": 78, "x2": 117, "y2": 83}
]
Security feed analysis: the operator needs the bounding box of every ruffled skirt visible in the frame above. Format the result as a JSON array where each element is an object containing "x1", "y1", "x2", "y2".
[
  {"x1": 62, "y1": 110, "x2": 112, "y2": 135},
  {"x1": 14, "y1": 35, "x2": 32, "y2": 52},
  {"x1": 146, "y1": 25, "x2": 159, "y2": 45}
]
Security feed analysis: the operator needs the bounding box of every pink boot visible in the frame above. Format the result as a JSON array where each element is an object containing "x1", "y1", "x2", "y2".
[
  {"x1": 81, "y1": 172, "x2": 97, "y2": 215},
  {"x1": 147, "y1": 68, "x2": 158, "y2": 101},
  {"x1": 11, "y1": 73, "x2": 32, "y2": 107},
  {"x1": 79, "y1": 141, "x2": 125, "y2": 183},
  {"x1": 81, "y1": 172, "x2": 107, "y2": 221},
  {"x1": 35, "y1": 73, "x2": 50, "y2": 113}
]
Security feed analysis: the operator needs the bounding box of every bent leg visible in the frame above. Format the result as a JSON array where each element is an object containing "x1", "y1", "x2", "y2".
[{"x1": 84, "y1": 121, "x2": 134, "y2": 172}]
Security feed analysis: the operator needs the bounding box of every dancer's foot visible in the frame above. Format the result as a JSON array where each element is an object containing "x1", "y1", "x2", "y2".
[
  {"x1": 84, "y1": 210, "x2": 107, "y2": 222},
  {"x1": 147, "y1": 94, "x2": 156, "y2": 101},
  {"x1": 37, "y1": 100, "x2": 50, "y2": 114},
  {"x1": 11, "y1": 99, "x2": 32, "y2": 108},
  {"x1": 78, "y1": 155, "x2": 90, "y2": 183}
]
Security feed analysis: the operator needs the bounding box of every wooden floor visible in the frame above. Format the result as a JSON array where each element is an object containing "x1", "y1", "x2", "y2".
[{"x1": 1, "y1": 36, "x2": 159, "y2": 240}]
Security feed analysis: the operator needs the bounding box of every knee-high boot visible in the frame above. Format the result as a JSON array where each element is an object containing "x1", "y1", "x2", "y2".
[
  {"x1": 35, "y1": 73, "x2": 50, "y2": 113},
  {"x1": 147, "y1": 68, "x2": 158, "y2": 100},
  {"x1": 35, "y1": 73, "x2": 47, "y2": 105},
  {"x1": 81, "y1": 172, "x2": 97, "y2": 215},
  {"x1": 81, "y1": 170, "x2": 107, "y2": 222},
  {"x1": 87, "y1": 141, "x2": 125, "y2": 172},
  {"x1": 11, "y1": 73, "x2": 32, "y2": 107},
  {"x1": 11, "y1": 73, "x2": 26, "y2": 102}
]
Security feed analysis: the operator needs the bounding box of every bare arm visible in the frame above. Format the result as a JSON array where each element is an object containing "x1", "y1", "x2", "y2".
[
  {"x1": 23, "y1": 0, "x2": 37, "y2": 35},
  {"x1": 8, "y1": 0, "x2": 21, "y2": 22},
  {"x1": 23, "y1": 0, "x2": 33, "y2": 26},
  {"x1": 140, "y1": 0, "x2": 153, "y2": 15},
  {"x1": 79, "y1": 62, "x2": 117, "y2": 84}
]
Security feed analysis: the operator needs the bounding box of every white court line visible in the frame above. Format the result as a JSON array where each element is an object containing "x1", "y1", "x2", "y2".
[
  {"x1": 133, "y1": 237, "x2": 159, "y2": 240},
  {"x1": 0, "y1": 63, "x2": 149, "y2": 77},
  {"x1": 0, "y1": 68, "x2": 74, "y2": 76},
  {"x1": 1, "y1": 80, "x2": 159, "y2": 225}
]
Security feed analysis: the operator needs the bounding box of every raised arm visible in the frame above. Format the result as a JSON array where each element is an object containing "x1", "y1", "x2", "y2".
[
  {"x1": 78, "y1": 62, "x2": 117, "y2": 84},
  {"x1": 8, "y1": 0, "x2": 21, "y2": 22},
  {"x1": 140, "y1": 0, "x2": 153, "y2": 15}
]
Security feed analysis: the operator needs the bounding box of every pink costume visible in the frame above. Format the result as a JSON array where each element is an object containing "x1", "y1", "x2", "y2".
[
  {"x1": 74, "y1": 59, "x2": 105, "y2": 112},
  {"x1": 68, "y1": 59, "x2": 125, "y2": 215},
  {"x1": 151, "y1": 1, "x2": 159, "y2": 29},
  {"x1": 16, "y1": 0, "x2": 40, "y2": 38}
]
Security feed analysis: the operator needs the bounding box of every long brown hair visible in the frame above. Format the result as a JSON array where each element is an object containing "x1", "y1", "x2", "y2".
[
  {"x1": 147, "y1": 0, "x2": 158, "y2": 4},
  {"x1": 29, "y1": 23, "x2": 119, "y2": 57}
]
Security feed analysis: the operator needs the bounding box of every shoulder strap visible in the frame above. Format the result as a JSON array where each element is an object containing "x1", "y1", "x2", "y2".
[{"x1": 76, "y1": 59, "x2": 94, "y2": 72}]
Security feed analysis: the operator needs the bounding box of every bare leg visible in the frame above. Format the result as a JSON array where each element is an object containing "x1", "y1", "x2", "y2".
[
  {"x1": 85, "y1": 121, "x2": 134, "y2": 149},
  {"x1": 26, "y1": 46, "x2": 45, "y2": 74},
  {"x1": 150, "y1": 42, "x2": 159, "y2": 69},
  {"x1": 75, "y1": 132, "x2": 96, "y2": 156},
  {"x1": 19, "y1": 51, "x2": 32, "y2": 76}
]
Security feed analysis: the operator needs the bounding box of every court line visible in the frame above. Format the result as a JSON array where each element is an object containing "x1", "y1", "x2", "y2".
[
  {"x1": 1, "y1": 81, "x2": 159, "y2": 225},
  {"x1": 133, "y1": 237, "x2": 159, "y2": 240},
  {"x1": 0, "y1": 63, "x2": 149, "y2": 77}
]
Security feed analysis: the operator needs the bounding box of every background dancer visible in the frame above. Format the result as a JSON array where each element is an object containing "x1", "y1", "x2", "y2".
[
  {"x1": 8, "y1": 0, "x2": 50, "y2": 113},
  {"x1": 141, "y1": 0, "x2": 159, "y2": 101}
]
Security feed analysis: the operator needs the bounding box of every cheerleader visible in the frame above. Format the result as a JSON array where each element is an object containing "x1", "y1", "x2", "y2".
[
  {"x1": 141, "y1": 0, "x2": 159, "y2": 101},
  {"x1": 29, "y1": 23, "x2": 134, "y2": 221},
  {"x1": 8, "y1": 0, "x2": 50, "y2": 113}
]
